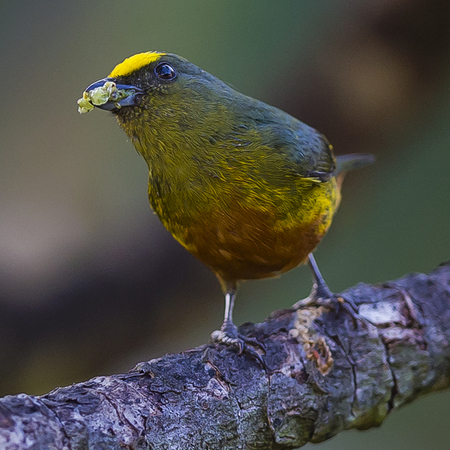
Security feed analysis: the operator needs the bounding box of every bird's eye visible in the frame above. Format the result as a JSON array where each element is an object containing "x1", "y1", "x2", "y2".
[{"x1": 155, "y1": 63, "x2": 176, "y2": 80}]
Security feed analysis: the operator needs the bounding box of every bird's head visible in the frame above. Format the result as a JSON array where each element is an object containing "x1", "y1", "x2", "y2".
[{"x1": 78, "y1": 52, "x2": 234, "y2": 127}]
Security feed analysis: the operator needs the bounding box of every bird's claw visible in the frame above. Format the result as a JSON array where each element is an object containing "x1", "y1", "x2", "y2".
[
  {"x1": 293, "y1": 288, "x2": 365, "y2": 328},
  {"x1": 293, "y1": 289, "x2": 333, "y2": 309},
  {"x1": 211, "y1": 326, "x2": 266, "y2": 366},
  {"x1": 336, "y1": 294, "x2": 359, "y2": 314}
]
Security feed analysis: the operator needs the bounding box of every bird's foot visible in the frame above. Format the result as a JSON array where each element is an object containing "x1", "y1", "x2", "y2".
[
  {"x1": 211, "y1": 321, "x2": 265, "y2": 365},
  {"x1": 299, "y1": 253, "x2": 360, "y2": 318},
  {"x1": 293, "y1": 283, "x2": 362, "y2": 326}
]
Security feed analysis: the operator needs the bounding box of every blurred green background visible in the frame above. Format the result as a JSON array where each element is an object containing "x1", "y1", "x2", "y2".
[{"x1": 1, "y1": 1, "x2": 450, "y2": 448}]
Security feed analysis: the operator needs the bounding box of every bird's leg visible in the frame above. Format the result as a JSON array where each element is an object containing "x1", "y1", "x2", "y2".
[
  {"x1": 211, "y1": 280, "x2": 265, "y2": 363},
  {"x1": 295, "y1": 254, "x2": 359, "y2": 313},
  {"x1": 219, "y1": 286, "x2": 239, "y2": 344},
  {"x1": 308, "y1": 253, "x2": 333, "y2": 300}
]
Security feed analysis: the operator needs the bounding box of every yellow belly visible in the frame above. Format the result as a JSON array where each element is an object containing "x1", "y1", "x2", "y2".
[
  {"x1": 159, "y1": 177, "x2": 340, "y2": 282},
  {"x1": 186, "y1": 213, "x2": 327, "y2": 281}
]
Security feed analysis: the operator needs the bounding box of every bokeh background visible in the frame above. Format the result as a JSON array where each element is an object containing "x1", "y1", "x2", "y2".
[{"x1": 1, "y1": 1, "x2": 450, "y2": 448}]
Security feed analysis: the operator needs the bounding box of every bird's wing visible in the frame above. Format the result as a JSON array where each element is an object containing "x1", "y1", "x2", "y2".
[{"x1": 291, "y1": 126, "x2": 336, "y2": 183}]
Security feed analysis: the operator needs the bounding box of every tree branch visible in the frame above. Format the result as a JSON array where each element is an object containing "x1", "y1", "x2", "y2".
[{"x1": 1, "y1": 262, "x2": 450, "y2": 449}]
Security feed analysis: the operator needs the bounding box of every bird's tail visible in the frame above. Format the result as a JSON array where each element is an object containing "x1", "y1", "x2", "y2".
[
  {"x1": 335, "y1": 153, "x2": 375, "y2": 189},
  {"x1": 335, "y1": 153, "x2": 375, "y2": 175}
]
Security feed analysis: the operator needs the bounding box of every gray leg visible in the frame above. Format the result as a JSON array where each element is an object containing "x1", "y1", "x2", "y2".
[
  {"x1": 304, "y1": 253, "x2": 359, "y2": 313},
  {"x1": 308, "y1": 253, "x2": 333, "y2": 299},
  {"x1": 223, "y1": 283, "x2": 237, "y2": 327},
  {"x1": 211, "y1": 280, "x2": 265, "y2": 363}
]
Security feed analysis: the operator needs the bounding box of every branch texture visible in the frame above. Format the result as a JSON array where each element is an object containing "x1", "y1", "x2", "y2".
[{"x1": 1, "y1": 262, "x2": 450, "y2": 449}]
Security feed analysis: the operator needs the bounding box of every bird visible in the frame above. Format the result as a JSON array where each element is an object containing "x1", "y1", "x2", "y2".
[{"x1": 78, "y1": 51, "x2": 374, "y2": 358}]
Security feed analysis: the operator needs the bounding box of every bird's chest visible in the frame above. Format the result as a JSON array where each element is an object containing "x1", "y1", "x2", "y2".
[
  {"x1": 147, "y1": 170, "x2": 337, "y2": 281},
  {"x1": 146, "y1": 164, "x2": 219, "y2": 236}
]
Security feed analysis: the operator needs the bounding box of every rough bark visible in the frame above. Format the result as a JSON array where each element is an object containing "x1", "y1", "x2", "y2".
[{"x1": 1, "y1": 262, "x2": 450, "y2": 450}]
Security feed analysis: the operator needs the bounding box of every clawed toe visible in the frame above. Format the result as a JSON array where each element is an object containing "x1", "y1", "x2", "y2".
[
  {"x1": 212, "y1": 285, "x2": 266, "y2": 366},
  {"x1": 240, "y1": 334, "x2": 266, "y2": 352},
  {"x1": 299, "y1": 253, "x2": 362, "y2": 320},
  {"x1": 293, "y1": 288, "x2": 367, "y2": 329},
  {"x1": 211, "y1": 325, "x2": 265, "y2": 366}
]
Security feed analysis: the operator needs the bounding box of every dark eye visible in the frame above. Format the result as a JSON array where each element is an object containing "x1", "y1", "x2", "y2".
[{"x1": 155, "y1": 63, "x2": 176, "y2": 80}]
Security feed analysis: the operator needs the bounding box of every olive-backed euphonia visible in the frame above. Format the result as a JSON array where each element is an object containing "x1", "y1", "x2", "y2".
[{"x1": 78, "y1": 52, "x2": 373, "y2": 357}]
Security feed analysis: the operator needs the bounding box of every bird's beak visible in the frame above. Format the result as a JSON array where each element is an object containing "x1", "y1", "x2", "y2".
[{"x1": 77, "y1": 78, "x2": 143, "y2": 114}]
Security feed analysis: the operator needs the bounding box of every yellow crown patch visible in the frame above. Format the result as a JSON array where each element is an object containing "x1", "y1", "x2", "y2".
[{"x1": 108, "y1": 52, "x2": 166, "y2": 78}]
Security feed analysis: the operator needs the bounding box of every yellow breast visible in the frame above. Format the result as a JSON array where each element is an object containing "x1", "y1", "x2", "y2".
[{"x1": 153, "y1": 176, "x2": 340, "y2": 282}]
